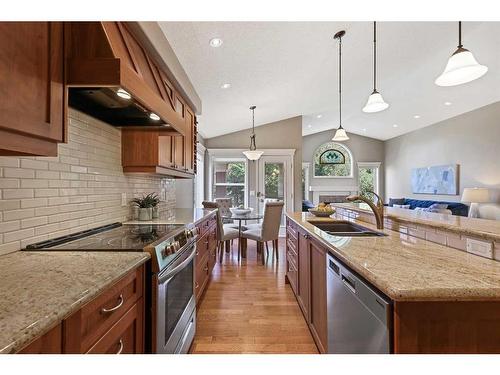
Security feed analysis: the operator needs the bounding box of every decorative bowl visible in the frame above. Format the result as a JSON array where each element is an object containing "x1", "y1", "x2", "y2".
[
  {"x1": 230, "y1": 207, "x2": 253, "y2": 215},
  {"x1": 308, "y1": 208, "x2": 335, "y2": 217}
]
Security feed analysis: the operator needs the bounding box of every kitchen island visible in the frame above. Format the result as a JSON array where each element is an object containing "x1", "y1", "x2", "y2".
[{"x1": 285, "y1": 211, "x2": 500, "y2": 353}]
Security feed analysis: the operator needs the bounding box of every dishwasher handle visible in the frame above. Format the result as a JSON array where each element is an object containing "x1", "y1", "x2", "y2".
[{"x1": 341, "y1": 274, "x2": 356, "y2": 294}]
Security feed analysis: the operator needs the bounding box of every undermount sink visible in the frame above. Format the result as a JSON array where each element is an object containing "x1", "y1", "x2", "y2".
[{"x1": 311, "y1": 221, "x2": 387, "y2": 237}]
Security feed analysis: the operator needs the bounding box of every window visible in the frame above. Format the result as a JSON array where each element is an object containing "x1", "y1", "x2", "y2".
[
  {"x1": 313, "y1": 142, "x2": 353, "y2": 178},
  {"x1": 212, "y1": 159, "x2": 247, "y2": 207},
  {"x1": 358, "y1": 162, "x2": 381, "y2": 201}
]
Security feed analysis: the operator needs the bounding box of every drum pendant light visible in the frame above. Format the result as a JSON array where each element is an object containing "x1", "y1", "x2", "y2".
[
  {"x1": 435, "y1": 21, "x2": 488, "y2": 86},
  {"x1": 362, "y1": 22, "x2": 389, "y2": 113},
  {"x1": 242, "y1": 106, "x2": 264, "y2": 161},
  {"x1": 332, "y1": 30, "x2": 349, "y2": 142}
]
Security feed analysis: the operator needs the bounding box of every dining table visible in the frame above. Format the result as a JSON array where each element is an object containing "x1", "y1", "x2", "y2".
[{"x1": 221, "y1": 211, "x2": 263, "y2": 260}]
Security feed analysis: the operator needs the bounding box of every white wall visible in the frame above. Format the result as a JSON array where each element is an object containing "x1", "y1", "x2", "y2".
[{"x1": 385, "y1": 102, "x2": 500, "y2": 219}]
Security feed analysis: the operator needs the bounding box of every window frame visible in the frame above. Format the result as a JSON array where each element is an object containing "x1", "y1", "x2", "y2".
[
  {"x1": 208, "y1": 154, "x2": 249, "y2": 208},
  {"x1": 357, "y1": 161, "x2": 381, "y2": 196},
  {"x1": 312, "y1": 142, "x2": 354, "y2": 179}
]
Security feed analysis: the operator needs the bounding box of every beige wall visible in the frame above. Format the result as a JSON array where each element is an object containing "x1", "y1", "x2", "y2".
[
  {"x1": 385, "y1": 102, "x2": 500, "y2": 219},
  {"x1": 0, "y1": 110, "x2": 176, "y2": 255},
  {"x1": 205, "y1": 116, "x2": 303, "y2": 211},
  {"x1": 302, "y1": 130, "x2": 385, "y2": 199}
]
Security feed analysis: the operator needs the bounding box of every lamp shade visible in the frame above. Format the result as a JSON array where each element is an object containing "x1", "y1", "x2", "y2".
[
  {"x1": 435, "y1": 48, "x2": 488, "y2": 87},
  {"x1": 332, "y1": 127, "x2": 349, "y2": 141},
  {"x1": 362, "y1": 91, "x2": 389, "y2": 113},
  {"x1": 242, "y1": 150, "x2": 264, "y2": 161},
  {"x1": 461, "y1": 188, "x2": 490, "y2": 203}
]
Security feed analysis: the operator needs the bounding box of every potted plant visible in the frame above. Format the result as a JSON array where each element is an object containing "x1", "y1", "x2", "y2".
[{"x1": 131, "y1": 193, "x2": 156, "y2": 221}]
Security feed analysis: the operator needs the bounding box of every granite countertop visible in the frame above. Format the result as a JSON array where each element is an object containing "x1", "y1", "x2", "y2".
[
  {"x1": 332, "y1": 202, "x2": 500, "y2": 242},
  {"x1": 0, "y1": 251, "x2": 150, "y2": 354},
  {"x1": 286, "y1": 212, "x2": 500, "y2": 302},
  {"x1": 123, "y1": 208, "x2": 216, "y2": 225}
]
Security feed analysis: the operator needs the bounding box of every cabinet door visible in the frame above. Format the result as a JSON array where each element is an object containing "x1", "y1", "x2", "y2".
[
  {"x1": 195, "y1": 251, "x2": 210, "y2": 303},
  {"x1": 297, "y1": 229, "x2": 310, "y2": 320},
  {"x1": 18, "y1": 324, "x2": 62, "y2": 354},
  {"x1": 0, "y1": 22, "x2": 65, "y2": 155},
  {"x1": 158, "y1": 135, "x2": 174, "y2": 168},
  {"x1": 309, "y1": 239, "x2": 328, "y2": 353},
  {"x1": 173, "y1": 135, "x2": 185, "y2": 170}
]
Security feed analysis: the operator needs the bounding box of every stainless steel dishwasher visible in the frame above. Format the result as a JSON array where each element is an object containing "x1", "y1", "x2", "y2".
[{"x1": 327, "y1": 254, "x2": 391, "y2": 353}]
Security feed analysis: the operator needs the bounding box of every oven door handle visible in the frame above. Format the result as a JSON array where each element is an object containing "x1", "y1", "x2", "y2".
[{"x1": 158, "y1": 245, "x2": 196, "y2": 284}]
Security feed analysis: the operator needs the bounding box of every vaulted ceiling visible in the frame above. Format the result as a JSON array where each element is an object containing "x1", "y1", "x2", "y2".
[{"x1": 160, "y1": 22, "x2": 500, "y2": 140}]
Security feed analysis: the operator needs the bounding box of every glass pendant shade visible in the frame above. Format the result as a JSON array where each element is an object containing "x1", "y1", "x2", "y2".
[
  {"x1": 332, "y1": 127, "x2": 349, "y2": 141},
  {"x1": 242, "y1": 150, "x2": 264, "y2": 161},
  {"x1": 435, "y1": 48, "x2": 488, "y2": 86},
  {"x1": 362, "y1": 90, "x2": 389, "y2": 113}
]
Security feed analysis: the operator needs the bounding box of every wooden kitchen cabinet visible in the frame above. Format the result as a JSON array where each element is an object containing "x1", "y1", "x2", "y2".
[
  {"x1": 297, "y1": 228, "x2": 310, "y2": 321},
  {"x1": 18, "y1": 324, "x2": 62, "y2": 354},
  {"x1": 286, "y1": 219, "x2": 327, "y2": 354},
  {"x1": 0, "y1": 22, "x2": 66, "y2": 156},
  {"x1": 194, "y1": 213, "x2": 218, "y2": 304},
  {"x1": 63, "y1": 265, "x2": 145, "y2": 354}
]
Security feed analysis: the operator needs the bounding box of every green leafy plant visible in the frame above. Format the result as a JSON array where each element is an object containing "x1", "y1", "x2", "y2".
[{"x1": 131, "y1": 193, "x2": 160, "y2": 208}]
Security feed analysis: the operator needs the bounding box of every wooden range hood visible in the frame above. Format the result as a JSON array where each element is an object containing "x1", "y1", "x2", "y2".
[{"x1": 65, "y1": 22, "x2": 185, "y2": 134}]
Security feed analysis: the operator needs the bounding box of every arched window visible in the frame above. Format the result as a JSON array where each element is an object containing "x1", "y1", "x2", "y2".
[{"x1": 313, "y1": 142, "x2": 353, "y2": 178}]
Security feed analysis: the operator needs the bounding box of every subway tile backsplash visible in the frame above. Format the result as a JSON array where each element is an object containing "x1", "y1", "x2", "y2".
[{"x1": 0, "y1": 110, "x2": 176, "y2": 255}]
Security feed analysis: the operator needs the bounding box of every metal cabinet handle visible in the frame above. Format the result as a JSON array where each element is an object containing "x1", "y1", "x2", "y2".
[
  {"x1": 101, "y1": 294, "x2": 124, "y2": 314},
  {"x1": 195, "y1": 282, "x2": 199, "y2": 289},
  {"x1": 116, "y1": 339, "x2": 123, "y2": 354},
  {"x1": 196, "y1": 250, "x2": 199, "y2": 256},
  {"x1": 204, "y1": 266, "x2": 209, "y2": 272}
]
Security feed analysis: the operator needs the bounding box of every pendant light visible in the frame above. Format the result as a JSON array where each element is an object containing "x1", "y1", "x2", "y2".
[
  {"x1": 332, "y1": 30, "x2": 349, "y2": 142},
  {"x1": 362, "y1": 22, "x2": 389, "y2": 113},
  {"x1": 242, "y1": 105, "x2": 264, "y2": 161},
  {"x1": 435, "y1": 21, "x2": 488, "y2": 86}
]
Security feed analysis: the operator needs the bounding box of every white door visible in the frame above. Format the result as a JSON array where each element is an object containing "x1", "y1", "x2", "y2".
[{"x1": 257, "y1": 155, "x2": 294, "y2": 234}]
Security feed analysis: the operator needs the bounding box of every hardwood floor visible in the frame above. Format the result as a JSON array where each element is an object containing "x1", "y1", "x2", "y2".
[{"x1": 191, "y1": 238, "x2": 319, "y2": 354}]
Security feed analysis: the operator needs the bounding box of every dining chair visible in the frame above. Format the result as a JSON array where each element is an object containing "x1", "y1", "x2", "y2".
[
  {"x1": 215, "y1": 198, "x2": 238, "y2": 227},
  {"x1": 202, "y1": 201, "x2": 239, "y2": 262},
  {"x1": 240, "y1": 201, "x2": 284, "y2": 265}
]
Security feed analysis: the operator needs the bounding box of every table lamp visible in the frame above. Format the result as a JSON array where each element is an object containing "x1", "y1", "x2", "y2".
[{"x1": 461, "y1": 188, "x2": 490, "y2": 218}]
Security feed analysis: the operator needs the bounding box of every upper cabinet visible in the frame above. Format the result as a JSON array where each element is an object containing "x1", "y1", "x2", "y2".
[{"x1": 0, "y1": 22, "x2": 66, "y2": 156}]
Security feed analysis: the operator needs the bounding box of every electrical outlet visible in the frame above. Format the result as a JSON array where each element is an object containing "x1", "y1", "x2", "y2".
[{"x1": 121, "y1": 193, "x2": 127, "y2": 207}]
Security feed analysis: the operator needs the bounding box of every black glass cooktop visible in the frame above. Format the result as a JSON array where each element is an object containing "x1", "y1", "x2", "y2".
[{"x1": 24, "y1": 222, "x2": 184, "y2": 251}]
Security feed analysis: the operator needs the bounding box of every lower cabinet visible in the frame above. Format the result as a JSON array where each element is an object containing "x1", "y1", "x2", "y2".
[
  {"x1": 194, "y1": 213, "x2": 218, "y2": 304},
  {"x1": 18, "y1": 264, "x2": 146, "y2": 354},
  {"x1": 286, "y1": 219, "x2": 328, "y2": 354}
]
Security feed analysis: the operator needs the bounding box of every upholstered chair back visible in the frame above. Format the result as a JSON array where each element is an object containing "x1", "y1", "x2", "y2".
[{"x1": 261, "y1": 201, "x2": 284, "y2": 241}]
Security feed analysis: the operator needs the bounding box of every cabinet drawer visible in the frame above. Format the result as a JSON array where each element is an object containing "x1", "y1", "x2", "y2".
[
  {"x1": 286, "y1": 254, "x2": 298, "y2": 295},
  {"x1": 63, "y1": 266, "x2": 144, "y2": 353},
  {"x1": 195, "y1": 251, "x2": 210, "y2": 303},
  {"x1": 196, "y1": 232, "x2": 209, "y2": 261},
  {"x1": 87, "y1": 299, "x2": 144, "y2": 354}
]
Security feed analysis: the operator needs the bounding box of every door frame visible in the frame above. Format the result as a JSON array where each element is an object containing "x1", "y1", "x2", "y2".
[{"x1": 256, "y1": 149, "x2": 295, "y2": 235}]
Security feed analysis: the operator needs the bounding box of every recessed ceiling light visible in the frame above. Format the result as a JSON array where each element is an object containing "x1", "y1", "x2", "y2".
[
  {"x1": 316, "y1": 114, "x2": 323, "y2": 119},
  {"x1": 209, "y1": 38, "x2": 223, "y2": 47},
  {"x1": 307, "y1": 124, "x2": 312, "y2": 128},
  {"x1": 362, "y1": 128, "x2": 367, "y2": 131},
  {"x1": 221, "y1": 83, "x2": 231, "y2": 89},
  {"x1": 149, "y1": 112, "x2": 160, "y2": 121},
  {"x1": 393, "y1": 124, "x2": 398, "y2": 128},
  {"x1": 444, "y1": 101, "x2": 452, "y2": 106},
  {"x1": 413, "y1": 115, "x2": 421, "y2": 119}
]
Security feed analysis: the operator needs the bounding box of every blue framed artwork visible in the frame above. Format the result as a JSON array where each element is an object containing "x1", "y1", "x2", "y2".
[{"x1": 411, "y1": 164, "x2": 459, "y2": 195}]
